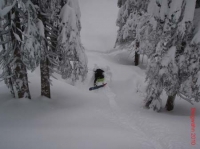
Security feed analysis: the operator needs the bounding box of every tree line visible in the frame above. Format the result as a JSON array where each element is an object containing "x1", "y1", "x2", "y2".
[
  {"x1": 0, "y1": 0, "x2": 87, "y2": 99},
  {"x1": 115, "y1": 0, "x2": 200, "y2": 111}
]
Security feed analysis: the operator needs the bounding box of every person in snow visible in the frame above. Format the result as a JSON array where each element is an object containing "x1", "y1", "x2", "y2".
[{"x1": 94, "y1": 69, "x2": 105, "y2": 86}]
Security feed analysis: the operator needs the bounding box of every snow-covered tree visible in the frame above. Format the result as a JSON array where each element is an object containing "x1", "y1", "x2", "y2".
[
  {"x1": 57, "y1": 0, "x2": 88, "y2": 84},
  {"x1": 21, "y1": 1, "x2": 41, "y2": 70},
  {"x1": 0, "y1": 0, "x2": 15, "y2": 97},
  {"x1": 145, "y1": 0, "x2": 199, "y2": 111},
  {"x1": 0, "y1": 0, "x2": 31, "y2": 99},
  {"x1": 178, "y1": 3, "x2": 200, "y2": 103},
  {"x1": 37, "y1": 15, "x2": 51, "y2": 98},
  {"x1": 115, "y1": 0, "x2": 149, "y2": 45},
  {"x1": 0, "y1": 0, "x2": 41, "y2": 99},
  {"x1": 115, "y1": 0, "x2": 149, "y2": 66},
  {"x1": 32, "y1": 0, "x2": 87, "y2": 96},
  {"x1": 31, "y1": 0, "x2": 52, "y2": 98},
  {"x1": 32, "y1": 0, "x2": 66, "y2": 98},
  {"x1": 115, "y1": 0, "x2": 135, "y2": 46}
]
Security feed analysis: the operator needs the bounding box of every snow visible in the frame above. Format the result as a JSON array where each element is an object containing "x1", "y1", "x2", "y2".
[
  {"x1": 0, "y1": 0, "x2": 200, "y2": 148},
  {"x1": 160, "y1": 0, "x2": 169, "y2": 21},
  {"x1": 147, "y1": 0, "x2": 155, "y2": 15},
  {"x1": 60, "y1": 4, "x2": 76, "y2": 29},
  {"x1": 79, "y1": 0, "x2": 118, "y2": 52},
  {"x1": 13, "y1": 32, "x2": 22, "y2": 42},
  {"x1": 0, "y1": 0, "x2": 16, "y2": 18},
  {"x1": 0, "y1": 50, "x2": 200, "y2": 149},
  {"x1": 183, "y1": 0, "x2": 196, "y2": 22},
  {"x1": 161, "y1": 46, "x2": 176, "y2": 67},
  {"x1": 191, "y1": 22, "x2": 200, "y2": 44},
  {"x1": 37, "y1": 19, "x2": 45, "y2": 37},
  {"x1": 191, "y1": 8, "x2": 200, "y2": 44},
  {"x1": 67, "y1": 0, "x2": 81, "y2": 19},
  {"x1": 59, "y1": 4, "x2": 77, "y2": 45},
  {"x1": 0, "y1": 0, "x2": 5, "y2": 9},
  {"x1": 147, "y1": 0, "x2": 160, "y2": 17},
  {"x1": 149, "y1": 17, "x2": 157, "y2": 30},
  {"x1": 194, "y1": 8, "x2": 200, "y2": 28},
  {"x1": 168, "y1": 0, "x2": 183, "y2": 21}
]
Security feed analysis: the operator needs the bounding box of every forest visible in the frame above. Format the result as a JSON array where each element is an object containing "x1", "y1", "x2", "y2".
[{"x1": 0, "y1": 0, "x2": 200, "y2": 149}]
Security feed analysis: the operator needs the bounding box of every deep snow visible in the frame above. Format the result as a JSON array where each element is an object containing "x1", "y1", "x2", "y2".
[
  {"x1": 79, "y1": 0, "x2": 118, "y2": 52},
  {"x1": 0, "y1": 50, "x2": 200, "y2": 149}
]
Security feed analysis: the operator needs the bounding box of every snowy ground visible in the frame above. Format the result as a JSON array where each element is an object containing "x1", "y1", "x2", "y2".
[{"x1": 0, "y1": 50, "x2": 200, "y2": 149}]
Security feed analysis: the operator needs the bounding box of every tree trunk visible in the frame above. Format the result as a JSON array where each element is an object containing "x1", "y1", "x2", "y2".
[
  {"x1": 11, "y1": 6, "x2": 31, "y2": 99},
  {"x1": 38, "y1": 12, "x2": 51, "y2": 98},
  {"x1": 31, "y1": 0, "x2": 51, "y2": 98},
  {"x1": 135, "y1": 51, "x2": 140, "y2": 66},
  {"x1": 145, "y1": 100, "x2": 152, "y2": 109},
  {"x1": 165, "y1": 94, "x2": 176, "y2": 111},
  {"x1": 40, "y1": 55, "x2": 51, "y2": 98},
  {"x1": 135, "y1": 41, "x2": 140, "y2": 66},
  {"x1": 196, "y1": 0, "x2": 200, "y2": 8}
]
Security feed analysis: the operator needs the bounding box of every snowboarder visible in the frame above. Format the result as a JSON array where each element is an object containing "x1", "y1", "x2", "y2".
[{"x1": 94, "y1": 69, "x2": 105, "y2": 86}]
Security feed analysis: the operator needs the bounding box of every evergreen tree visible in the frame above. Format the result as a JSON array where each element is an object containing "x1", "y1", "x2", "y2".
[
  {"x1": 115, "y1": 0, "x2": 133, "y2": 46},
  {"x1": 0, "y1": 0, "x2": 41, "y2": 99},
  {"x1": 178, "y1": 2, "x2": 200, "y2": 103},
  {"x1": 57, "y1": 0, "x2": 88, "y2": 84},
  {"x1": 0, "y1": 0, "x2": 14, "y2": 97},
  {"x1": 0, "y1": 0, "x2": 30, "y2": 99},
  {"x1": 145, "y1": 0, "x2": 198, "y2": 111},
  {"x1": 0, "y1": 12, "x2": 15, "y2": 97},
  {"x1": 32, "y1": 0, "x2": 65, "y2": 98},
  {"x1": 115, "y1": 0, "x2": 149, "y2": 65}
]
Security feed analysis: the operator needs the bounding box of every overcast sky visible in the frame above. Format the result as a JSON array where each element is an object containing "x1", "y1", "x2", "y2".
[{"x1": 79, "y1": 0, "x2": 118, "y2": 52}]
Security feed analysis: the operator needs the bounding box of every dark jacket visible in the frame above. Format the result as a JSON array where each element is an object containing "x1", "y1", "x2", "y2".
[{"x1": 94, "y1": 69, "x2": 104, "y2": 85}]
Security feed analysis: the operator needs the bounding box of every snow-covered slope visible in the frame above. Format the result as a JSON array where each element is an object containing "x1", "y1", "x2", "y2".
[{"x1": 0, "y1": 50, "x2": 200, "y2": 149}]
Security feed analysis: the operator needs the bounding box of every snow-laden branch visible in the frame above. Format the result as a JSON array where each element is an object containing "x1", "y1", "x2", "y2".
[
  {"x1": 0, "y1": 0, "x2": 16, "y2": 18},
  {"x1": 177, "y1": 92, "x2": 194, "y2": 105}
]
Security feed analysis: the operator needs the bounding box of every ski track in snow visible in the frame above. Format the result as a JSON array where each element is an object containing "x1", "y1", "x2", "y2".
[
  {"x1": 87, "y1": 50, "x2": 197, "y2": 149},
  {"x1": 101, "y1": 84, "x2": 190, "y2": 149},
  {"x1": 87, "y1": 51, "x2": 164, "y2": 149},
  {"x1": 100, "y1": 86, "x2": 164, "y2": 149},
  {"x1": 104, "y1": 86, "x2": 118, "y2": 110}
]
